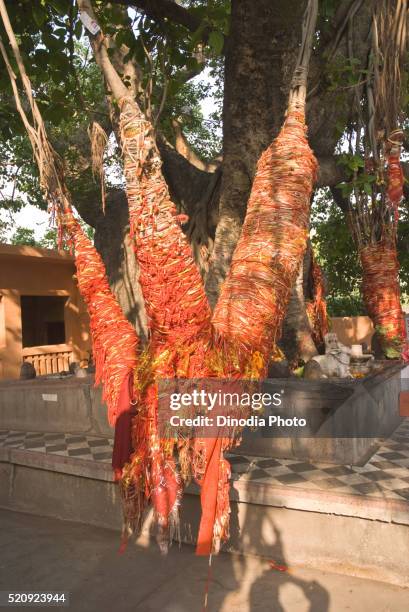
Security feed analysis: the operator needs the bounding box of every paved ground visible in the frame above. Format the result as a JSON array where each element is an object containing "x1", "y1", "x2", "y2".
[{"x1": 0, "y1": 510, "x2": 408, "y2": 611}]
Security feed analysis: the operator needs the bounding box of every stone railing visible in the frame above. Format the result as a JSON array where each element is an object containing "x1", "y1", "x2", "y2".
[{"x1": 22, "y1": 343, "x2": 73, "y2": 376}]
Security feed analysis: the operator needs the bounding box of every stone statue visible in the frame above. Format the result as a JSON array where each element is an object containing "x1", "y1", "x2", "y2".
[
  {"x1": 69, "y1": 361, "x2": 88, "y2": 378},
  {"x1": 304, "y1": 333, "x2": 352, "y2": 379}
]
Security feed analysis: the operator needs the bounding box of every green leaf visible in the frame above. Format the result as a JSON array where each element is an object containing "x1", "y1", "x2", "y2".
[
  {"x1": 115, "y1": 28, "x2": 136, "y2": 50},
  {"x1": 32, "y1": 4, "x2": 47, "y2": 27},
  {"x1": 384, "y1": 345, "x2": 401, "y2": 359},
  {"x1": 108, "y1": 6, "x2": 128, "y2": 25},
  {"x1": 47, "y1": 0, "x2": 67, "y2": 16},
  {"x1": 336, "y1": 181, "x2": 353, "y2": 197},
  {"x1": 52, "y1": 89, "x2": 67, "y2": 104},
  {"x1": 208, "y1": 30, "x2": 224, "y2": 56},
  {"x1": 190, "y1": 24, "x2": 206, "y2": 48},
  {"x1": 34, "y1": 49, "x2": 49, "y2": 69},
  {"x1": 53, "y1": 27, "x2": 67, "y2": 39},
  {"x1": 348, "y1": 156, "x2": 364, "y2": 171},
  {"x1": 74, "y1": 19, "x2": 83, "y2": 38},
  {"x1": 53, "y1": 52, "x2": 70, "y2": 70},
  {"x1": 43, "y1": 33, "x2": 61, "y2": 50}
]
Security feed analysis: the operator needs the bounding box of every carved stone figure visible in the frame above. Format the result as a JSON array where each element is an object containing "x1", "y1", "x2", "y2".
[{"x1": 304, "y1": 333, "x2": 352, "y2": 379}]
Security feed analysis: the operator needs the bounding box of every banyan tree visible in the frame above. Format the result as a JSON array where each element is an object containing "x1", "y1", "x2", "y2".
[
  {"x1": 336, "y1": 0, "x2": 407, "y2": 357},
  {"x1": 0, "y1": 0, "x2": 408, "y2": 556}
]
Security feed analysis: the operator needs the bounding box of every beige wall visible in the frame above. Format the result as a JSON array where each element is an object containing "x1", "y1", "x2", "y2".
[
  {"x1": 0, "y1": 244, "x2": 91, "y2": 379},
  {"x1": 330, "y1": 316, "x2": 374, "y2": 349}
]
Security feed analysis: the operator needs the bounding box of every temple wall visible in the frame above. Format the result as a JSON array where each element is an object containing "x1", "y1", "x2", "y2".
[
  {"x1": 330, "y1": 316, "x2": 375, "y2": 349},
  {"x1": 0, "y1": 244, "x2": 90, "y2": 379}
]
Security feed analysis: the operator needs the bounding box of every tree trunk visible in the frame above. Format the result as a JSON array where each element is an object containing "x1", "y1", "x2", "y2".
[
  {"x1": 280, "y1": 258, "x2": 318, "y2": 363},
  {"x1": 205, "y1": 0, "x2": 306, "y2": 307},
  {"x1": 360, "y1": 240, "x2": 405, "y2": 357},
  {"x1": 93, "y1": 190, "x2": 148, "y2": 341},
  {"x1": 203, "y1": 0, "x2": 374, "y2": 360}
]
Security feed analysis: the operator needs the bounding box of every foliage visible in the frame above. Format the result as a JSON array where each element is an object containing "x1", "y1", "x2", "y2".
[
  {"x1": 10, "y1": 226, "x2": 37, "y2": 246},
  {"x1": 38, "y1": 227, "x2": 59, "y2": 249},
  {"x1": 0, "y1": 3, "x2": 107, "y2": 211},
  {"x1": 93, "y1": 0, "x2": 227, "y2": 158},
  {"x1": 0, "y1": 137, "x2": 43, "y2": 212},
  {"x1": 0, "y1": 0, "x2": 226, "y2": 217},
  {"x1": 8, "y1": 221, "x2": 93, "y2": 249},
  {"x1": 1, "y1": 0, "x2": 408, "y2": 326},
  {"x1": 0, "y1": 218, "x2": 11, "y2": 241},
  {"x1": 326, "y1": 55, "x2": 367, "y2": 92},
  {"x1": 311, "y1": 189, "x2": 364, "y2": 315},
  {"x1": 326, "y1": 294, "x2": 366, "y2": 317},
  {"x1": 335, "y1": 153, "x2": 376, "y2": 199},
  {"x1": 311, "y1": 188, "x2": 409, "y2": 316},
  {"x1": 161, "y1": 60, "x2": 223, "y2": 160}
]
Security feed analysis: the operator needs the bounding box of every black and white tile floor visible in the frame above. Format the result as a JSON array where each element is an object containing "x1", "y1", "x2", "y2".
[
  {"x1": 229, "y1": 419, "x2": 409, "y2": 501},
  {"x1": 0, "y1": 430, "x2": 113, "y2": 462},
  {"x1": 2, "y1": 420, "x2": 409, "y2": 502}
]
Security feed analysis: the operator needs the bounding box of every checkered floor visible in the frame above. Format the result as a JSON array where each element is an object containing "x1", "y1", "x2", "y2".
[
  {"x1": 2, "y1": 421, "x2": 409, "y2": 502},
  {"x1": 229, "y1": 419, "x2": 409, "y2": 501},
  {"x1": 0, "y1": 430, "x2": 113, "y2": 462}
]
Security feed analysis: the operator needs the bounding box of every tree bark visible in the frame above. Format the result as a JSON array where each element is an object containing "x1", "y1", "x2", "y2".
[
  {"x1": 205, "y1": 0, "x2": 374, "y2": 307},
  {"x1": 205, "y1": 0, "x2": 308, "y2": 306},
  {"x1": 280, "y1": 249, "x2": 318, "y2": 363},
  {"x1": 93, "y1": 190, "x2": 148, "y2": 340}
]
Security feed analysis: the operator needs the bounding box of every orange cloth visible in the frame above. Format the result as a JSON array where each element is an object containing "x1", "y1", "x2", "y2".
[{"x1": 195, "y1": 437, "x2": 223, "y2": 556}]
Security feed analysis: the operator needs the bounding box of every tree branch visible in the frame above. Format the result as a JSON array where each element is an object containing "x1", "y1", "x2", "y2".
[
  {"x1": 330, "y1": 185, "x2": 349, "y2": 214},
  {"x1": 108, "y1": 0, "x2": 203, "y2": 33},
  {"x1": 171, "y1": 119, "x2": 219, "y2": 172},
  {"x1": 77, "y1": 0, "x2": 129, "y2": 101},
  {"x1": 308, "y1": 0, "x2": 369, "y2": 101},
  {"x1": 316, "y1": 156, "x2": 345, "y2": 187},
  {"x1": 108, "y1": 0, "x2": 224, "y2": 50},
  {"x1": 316, "y1": 157, "x2": 409, "y2": 191},
  {"x1": 158, "y1": 136, "x2": 214, "y2": 215}
]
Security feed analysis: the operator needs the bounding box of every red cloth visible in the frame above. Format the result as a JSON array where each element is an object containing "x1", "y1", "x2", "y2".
[
  {"x1": 399, "y1": 391, "x2": 409, "y2": 417},
  {"x1": 195, "y1": 437, "x2": 222, "y2": 556},
  {"x1": 112, "y1": 372, "x2": 135, "y2": 481}
]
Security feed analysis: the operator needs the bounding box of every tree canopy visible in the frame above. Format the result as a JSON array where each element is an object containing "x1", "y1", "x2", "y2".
[{"x1": 1, "y1": 0, "x2": 408, "y2": 324}]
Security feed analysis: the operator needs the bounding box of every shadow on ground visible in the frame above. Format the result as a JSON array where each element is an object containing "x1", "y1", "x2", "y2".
[{"x1": 0, "y1": 508, "x2": 408, "y2": 611}]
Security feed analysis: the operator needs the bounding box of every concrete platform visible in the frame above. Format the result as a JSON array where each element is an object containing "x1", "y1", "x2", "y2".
[
  {"x1": 2, "y1": 366, "x2": 407, "y2": 467},
  {"x1": 238, "y1": 363, "x2": 407, "y2": 464},
  {"x1": 1, "y1": 426, "x2": 409, "y2": 588}
]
